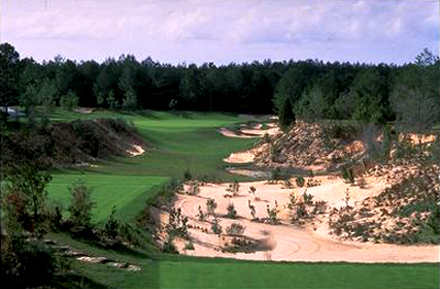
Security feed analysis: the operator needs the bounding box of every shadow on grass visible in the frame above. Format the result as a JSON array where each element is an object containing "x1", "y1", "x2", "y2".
[{"x1": 52, "y1": 273, "x2": 111, "y2": 289}]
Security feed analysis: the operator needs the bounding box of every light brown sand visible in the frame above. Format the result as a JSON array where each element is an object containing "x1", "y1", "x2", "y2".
[
  {"x1": 161, "y1": 179, "x2": 439, "y2": 263},
  {"x1": 127, "y1": 144, "x2": 145, "y2": 156}
]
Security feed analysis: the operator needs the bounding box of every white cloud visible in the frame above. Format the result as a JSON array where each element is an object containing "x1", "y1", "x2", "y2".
[{"x1": 1, "y1": 0, "x2": 438, "y2": 64}]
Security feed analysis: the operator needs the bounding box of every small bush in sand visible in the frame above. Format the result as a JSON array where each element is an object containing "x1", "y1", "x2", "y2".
[
  {"x1": 196, "y1": 205, "x2": 206, "y2": 221},
  {"x1": 291, "y1": 202, "x2": 309, "y2": 224},
  {"x1": 186, "y1": 181, "x2": 200, "y2": 195},
  {"x1": 226, "y1": 222, "x2": 246, "y2": 236},
  {"x1": 211, "y1": 216, "x2": 223, "y2": 235},
  {"x1": 226, "y1": 202, "x2": 238, "y2": 219},
  {"x1": 307, "y1": 170, "x2": 315, "y2": 178},
  {"x1": 295, "y1": 176, "x2": 305, "y2": 188},
  {"x1": 166, "y1": 208, "x2": 188, "y2": 237},
  {"x1": 184, "y1": 241, "x2": 195, "y2": 251},
  {"x1": 248, "y1": 200, "x2": 257, "y2": 221},
  {"x1": 342, "y1": 166, "x2": 355, "y2": 184},
  {"x1": 312, "y1": 200, "x2": 328, "y2": 215},
  {"x1": 266, "y1": 203, "x2": 279, "y2": 225},
  {"x1": 248, "y1": 186, "x2": 257, "y2": 196},
  {"x1": 163, "y1": 236, "x2": 179, "y2": 254},
  {"x1": 343, "y1": 188, "x2": 352, "y2": 211},
  {"x1": 206, "y1": 198, "x2": 217, "y2": 216},
  {"x1": 302, "y1": 189, "x2": 314, "y2": 205},
  {"x1": 227, "y1": 180, "x2": 240, "y2": 196},
  {"x1": 287, "y1": 192, "x2": 297, "y2": 210}
]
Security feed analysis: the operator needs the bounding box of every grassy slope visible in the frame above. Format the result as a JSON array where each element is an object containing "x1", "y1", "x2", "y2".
[{"x1": 40, "y1": 108, "x2": 439, "y2": 289}]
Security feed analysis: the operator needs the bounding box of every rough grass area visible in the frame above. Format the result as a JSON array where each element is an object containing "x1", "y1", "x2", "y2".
[{"x1": 47, "y1": 174, "x2": 168, "y2": 223}]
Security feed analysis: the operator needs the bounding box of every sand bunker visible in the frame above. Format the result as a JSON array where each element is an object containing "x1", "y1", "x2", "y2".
[
  {"x1": 224, "y1": 151, "x2": 255, "y2": 164},
  {"x1": 218, "y1": 122, "x2": 280, "y2": 139},
  {"x1": 127, "y1": 144, "x2": 145, "y2": 156},
  {"x1": 73, "y1": 107, "x2": 94, "y2": 114},
  {"x1": 160, "y1": 178, "x2": 438, "y2": 263}
]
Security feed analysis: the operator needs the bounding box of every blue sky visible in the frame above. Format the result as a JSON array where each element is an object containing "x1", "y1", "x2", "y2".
[{"x1": 1, "y1": 0, "x2": 439, "y2": 65}]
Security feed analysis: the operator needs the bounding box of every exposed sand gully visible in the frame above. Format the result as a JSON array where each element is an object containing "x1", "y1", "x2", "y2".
[{"x1": 158, "y1": 178, "x2": 439, "y2": 263}]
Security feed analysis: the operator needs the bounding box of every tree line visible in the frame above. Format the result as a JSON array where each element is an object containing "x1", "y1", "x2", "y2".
[{"x1": 1, "y1": 42, "x2": 439, "y2": 128}]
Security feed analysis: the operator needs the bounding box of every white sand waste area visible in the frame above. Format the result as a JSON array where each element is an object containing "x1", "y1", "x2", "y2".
[{"x1": 159, "y1": 178, "x2": 439, "y2": 263}]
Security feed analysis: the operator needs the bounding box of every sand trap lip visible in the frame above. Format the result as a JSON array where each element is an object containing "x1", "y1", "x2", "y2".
[
  {"x1": 160, "y1": 179, "x2": 439, "y2": 263},
  {"x1": 218, "y1": 122, "x2": 280, "y2": 139},
  {"x1": 127, "y1": 144, "x2": 145, "y2": 156},
  {"x1": 73, "y1": 107, "x2": 94, "y2": 114},
  {"x1": 218, "y1": 128, "x2": 260, "y2": 138},
  {"x1": 226, "y1": 168, "x2": 270, "y2": 178},
  {"x1": 223, "y1": 151, "x2": 255, "y2": 164}
]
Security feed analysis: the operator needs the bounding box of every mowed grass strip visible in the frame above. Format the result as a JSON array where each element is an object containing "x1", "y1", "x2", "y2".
[
  {"x1": 69, "y1": 255, "x2": 439, "y2": 289},
  {"x1": 47, "y1": 174, "x2": 168, "y2": 223}
]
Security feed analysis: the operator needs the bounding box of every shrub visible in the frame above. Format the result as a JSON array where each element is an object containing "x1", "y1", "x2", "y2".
[
  {"x1": 183, "y1": 169, "x2": 192, "y2": 181},
  {"x1": 196, "y1": 206, "x2": 206, "y2": 221},
  {"x1": 248, "y1": 186, "x2": 257, "y2": 196},
  {"x1": 266, "y1": 203, "x2": 279, "y2": 225},
  {"x1": 104, "y1": 206, "x2": 120, "y2": 239},
  {"x1": 60, "y1": 91, "x2": 79, "y2": 110},
  {"x1": 226, "y1": 222, "x2": 246, "y2": 236},
  {"x1": 211, "y1": 216, "x2": 222, "y2": 235},
  {"x1": 342, "y1": 166, "x2": 355, "y2": 184},
  {"x1": 166, "y1": 208, "x2": 188, "y2": 237},
  {"x1": 312, "y1": 201, "x2": 327, "y2": 215},
  {"x1": 248, "y1": 200, "x2": 257, "y2": 221},
  {"x1": 206, "y1": 198, "x2": 217, "y2": 215},
  {"x1": 302, "y1": 190, "x2": 314, "y2": 205},
  {"x1": 163, "y1": 236, "x2": 179, "y2": 254},
  {"x1": 287, "y1": 192, "x2": 297, "y2": 210},
  {"x1": 1, "y1": 233, "x2": 62, "y2": 288},
  {"x1": 226, "y1": 202, "x2": 237, "y2": 219},
  {"x1": 295, "y1": 176, "x2": 305, "y2": 187},
  {"x1": 227, "y1": 180, "x2": 240, "y2": 196},
  {"x1": 186, "y1": 181, "x2": 200, "y2": 195},
  {"x1": 184, "y1": 241, "x2": 195, "y2": 250},
  {"x1": 68, "y1": 181, "x2": 95, "y2": 229}
]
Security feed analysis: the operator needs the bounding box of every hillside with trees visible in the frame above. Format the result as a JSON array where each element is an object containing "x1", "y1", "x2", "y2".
[{"x1": 1, "y1": 43, "x2": 439, "y2": 128}]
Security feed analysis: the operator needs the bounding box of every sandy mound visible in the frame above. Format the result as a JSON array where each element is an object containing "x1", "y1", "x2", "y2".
[
  {"x1": 157, "y1": 178, "x2": 438, "y2": 263},
  {"x1": 252, "y1": 122, "x2": 366, "y2": 171}
]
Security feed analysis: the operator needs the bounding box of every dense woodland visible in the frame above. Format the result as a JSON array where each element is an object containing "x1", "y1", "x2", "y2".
[{"x1": 1, "y1": 42, "x2": 439, "y2": 128}]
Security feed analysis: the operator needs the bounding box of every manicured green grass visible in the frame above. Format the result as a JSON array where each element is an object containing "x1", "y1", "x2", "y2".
[
  {"x1": 45, "y1": 109, "x2": 261, "y2": 181},
  {"x1": 47, "y1": 174, "x2": 168, "y2": 223},
  {"x1": 73, "y1": 256, "x2": 440, "y2": 289}
]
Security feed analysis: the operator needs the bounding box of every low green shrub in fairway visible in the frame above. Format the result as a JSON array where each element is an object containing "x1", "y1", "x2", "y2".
[{"x1": 47, "y1": 174, "x2": 168, "y2": 223}]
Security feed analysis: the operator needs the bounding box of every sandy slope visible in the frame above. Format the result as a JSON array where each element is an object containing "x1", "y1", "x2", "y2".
[{"x1": 161, "y1": 179, "x2": 439, "y2": 263}]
